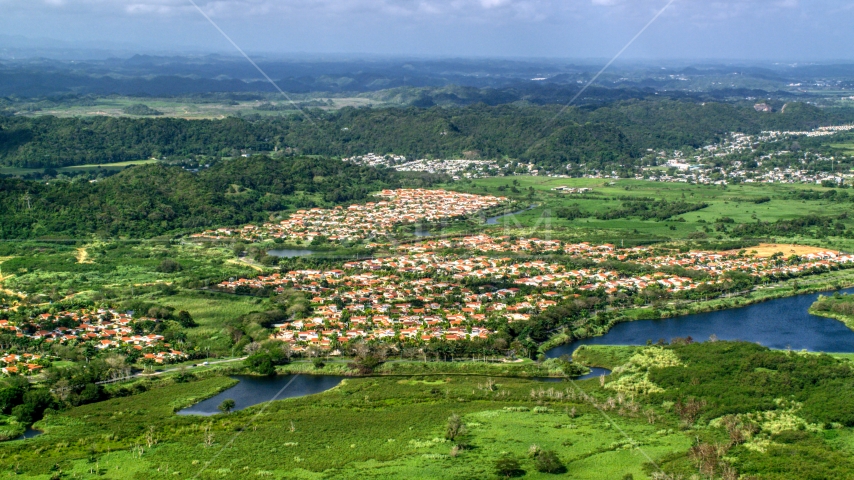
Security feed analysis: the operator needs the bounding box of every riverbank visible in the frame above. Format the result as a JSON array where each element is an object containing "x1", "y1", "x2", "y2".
[
  {"x1": 275, "y1": 358, "x2": 590, "y2": 379},
  {"x1": 541, "y1": 268, "x2": 854, "y2": 355},
  {"x1": 570, "y1": 345, "x2": 641, "y2": 370},
  {"x1": 809, "y1": 308, "x2": 854, "y2": 331}
]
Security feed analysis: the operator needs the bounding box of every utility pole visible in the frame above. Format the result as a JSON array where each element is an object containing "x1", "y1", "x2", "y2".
[{"x1": 22, "y1": 191, "x2": 32, "y2": 210}]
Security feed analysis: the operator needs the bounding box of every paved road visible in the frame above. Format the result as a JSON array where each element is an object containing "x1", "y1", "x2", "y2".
[{"x1": 97, "y1": 357, "x2": 247, "y2": 384}]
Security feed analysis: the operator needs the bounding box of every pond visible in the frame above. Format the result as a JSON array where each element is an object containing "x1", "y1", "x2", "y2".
[
  {"x1": 15, "y1": 428, "x2": 43, "y2": 440},
  {"x1": 547, "y1": 287, "x2": 854, "y2": 358},
  {"x1": 178, "y1": 375, "x2": 344, "y2": 416},
  {"x1": 267, "y1": 249, "x2": 314, "y2": 258},
  {"x1": 486, "y1": 205, "x2": 537, "y2": 225},
  {"x1": 535, "y1": 367, "x2": 612, "y2": 382}
]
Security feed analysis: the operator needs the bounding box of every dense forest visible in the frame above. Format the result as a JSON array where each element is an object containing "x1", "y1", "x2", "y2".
[
  {"x1": 0, "y1": 156, "x2": 434, "y2": 238},
  {"x1": 2, "y1": 100, "x2": 852, "y2": 169}
]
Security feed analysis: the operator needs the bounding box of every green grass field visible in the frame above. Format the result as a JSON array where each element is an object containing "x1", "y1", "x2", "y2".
[
  {"x1": 0, "y1": 158, "x2": 160, "y2": 176},
  {"x1": 449, "y1": 176, "x2": 854, "y2": 250},
  {"x1": 830, "y1": 143, "x2": 854, "y2": 155},
  {"x1": 6, "y1": 343, "x2": 854, "y2": 479},
  {"x1": 158, "y1": 290, "x2": 271, "y2": 353},
  {"x1": 2, "y1": 372, "x2": 682, "y2": 480},
  {"x1": 0, "y1": 241, "x2": 258, "y2": 298}
]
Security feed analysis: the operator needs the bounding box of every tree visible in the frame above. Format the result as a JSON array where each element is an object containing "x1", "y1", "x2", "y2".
[
  {"x1": 445, "y1": 413, "x2": 466, "y2": 442},
  {"x1": 245, "y1": 353, "x2": 276, "y2": 376},
  {"x1": 218, "y1": 399, "x2": 236, "y2": 414},
  {"x1": 349, "y1": 354, "x2": 381, "y2": 374},
  {"x1": 156, "y1": 259, "x2": 182, "y2": 273},
  {"x1": 495, "y1": 455, "x2": 523, "y2": 478},
  {"x1": 104, "y1": 354, "x2": 130, "y2": 381},
  {"x1": 534, "y1": 450, "x2": 565, "y2": 474},
  {"x1": 674, "y1": 397, "x2": 707, "y2": 426},
  {"x1": 173, "y1": 310, "x2": 196, "y2": 328}
]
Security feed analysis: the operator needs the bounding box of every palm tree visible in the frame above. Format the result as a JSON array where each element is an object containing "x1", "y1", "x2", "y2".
[{"x1": 218, "y1": 399, "x2": 236, "y2": 414}]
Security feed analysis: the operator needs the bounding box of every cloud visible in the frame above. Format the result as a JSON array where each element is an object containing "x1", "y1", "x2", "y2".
[
  {"x1": 1, "y1": 0, "x2": 832, "y2": 21},
  {"x1": 1, "y1": 0, "x2": 850, "y2": 59}
]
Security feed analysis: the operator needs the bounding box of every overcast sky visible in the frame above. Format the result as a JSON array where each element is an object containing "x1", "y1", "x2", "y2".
[{"x1": 2, "y1": 0, "x2": 853, "y2": 60}]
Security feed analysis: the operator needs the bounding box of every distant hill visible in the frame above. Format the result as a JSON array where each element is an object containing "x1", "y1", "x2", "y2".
[{"x1": 1, "y1": 100, "x2": 852, "y2": 170}]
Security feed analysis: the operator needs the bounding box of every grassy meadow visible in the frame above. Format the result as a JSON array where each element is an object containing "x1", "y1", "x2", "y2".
[
  {"x1": 449, "y1": 176, "x2": 854, "y2": 250},
  {"x1": 5, "y1": 342, "x2": 854, "y2": 479},
  {"x1": 0, "y1": 159, "x2": 160, "y2": 177},
  {"x1": 0, "y1": 241, "x2": 258, "y2": 299},
  {"x1": 1, "y1": 369, "x2": 686, "y2": 479}
]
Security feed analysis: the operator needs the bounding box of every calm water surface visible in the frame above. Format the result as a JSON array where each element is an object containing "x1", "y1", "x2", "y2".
[
  {"x1": 179, "y1": 375, "x2": 343, "y2": 416},
  {"x1": 547, "y1": 287, "x2": 854, "y2": 358},
  {"x1": 15, "y1": 428, "x2": 43, "y2": 440},
  {"x1": 179, "y1": 289, "x2": 854, "y2": 413},
  {"x1": 536, "y1": 367, "x2": 612, "y2": 382}
]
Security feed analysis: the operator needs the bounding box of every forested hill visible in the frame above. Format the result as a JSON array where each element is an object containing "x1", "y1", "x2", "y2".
[
  {"x1": 0, "y1": 156, "x2": 428, "y2": 239},
  {"x1": 2, "y1": 100, "x2": 851, "y2": 169}
]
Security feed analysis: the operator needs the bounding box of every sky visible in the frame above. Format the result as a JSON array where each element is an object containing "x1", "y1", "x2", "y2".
[{"x1": 2, "y1": 0, "x2": 854, "y2": 60}]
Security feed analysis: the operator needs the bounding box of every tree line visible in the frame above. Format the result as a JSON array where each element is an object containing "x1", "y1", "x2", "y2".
[
  {"x1": 3, "y1": 99, "x2": 853, "y2": 169},
  {"x1": 0, "y1": 156, "x2": 438, "y2": 239}
]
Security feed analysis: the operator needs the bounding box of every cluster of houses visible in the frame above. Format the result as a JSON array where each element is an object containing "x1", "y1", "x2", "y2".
[
  {"x1": 191, "y1": 189, "x2": 507, "y2": 243},
  {"x1": 628, "y1": 249, "x2": 853, "y2": 278},
  {"x1": 565, "y1": 126, "x2": 853, "y2": 185},
  {"x1": 396, "y1": 235, "x2": 616, "y2": 256},
  {"x1": 780, "y1": 125, "x2": 854, "y2": 137},
  {"x1": 0, "y1": 353, "x2": 44, "y2": 375},
  {"x1": 644, "y1": 163, "x2": 849, "y2": 186},
  {"x1": 343, "y1": 155, "x2": 503, "y2": 180},
  {"x1": 392, "y1": 159, "x2": 501, "y2": 180},
  {"x1": 214, "y1": 236, "x2": 854, "y2": 351},
  {"x1": 341, "y1": 153, "x2": 407, "y2": 167},
  {"x1": 0, "y1": 308, "x2": 187, "y2": 375}
]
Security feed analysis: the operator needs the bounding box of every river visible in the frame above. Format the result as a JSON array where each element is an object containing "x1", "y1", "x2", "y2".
[
  {"x1": 547, "y1": 287, "x2": 854, "y2": 358},
  {"x1": 178, "y1": 288, "x2": 854, "y2": 413}
]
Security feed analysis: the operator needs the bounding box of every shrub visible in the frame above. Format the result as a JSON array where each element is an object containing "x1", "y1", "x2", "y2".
[
  {"x1": 494, "y1": 455, "x2": 523, "y2": 478},
  {"x1": 349, "y1": 355, "x2": 382, "y2": 374},
  {"x1": 534, "y1": 450, "x2": 565, "y2": 474},
  {"x1": 445, "y1": 414, "x2": 466, "y2": 442},
  {"x1": 156, "y1": 258, "x2": 182, "y2": 273},
  {"x1": 175, "y1": 310, "x2": 197, "y2": 328},
  {"x1": 245, "y1": 353, "x2": 276, "y2": 376}
]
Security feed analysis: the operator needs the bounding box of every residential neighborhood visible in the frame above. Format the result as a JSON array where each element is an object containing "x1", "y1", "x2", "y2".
[
  {"x1": 214, "y1": 235, "x2": 854, "y2": 353},
  {"x1": 0, "y1": 308, "x2": 187, "y2": 375},
  {"x1": 343, "y1": 155, "x2": 504, "y2": 179},
  {"x1": 192, "y1": 189, "x2": 508, "y2": 243}
]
